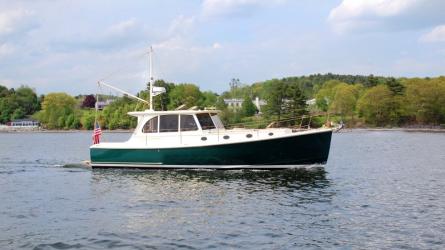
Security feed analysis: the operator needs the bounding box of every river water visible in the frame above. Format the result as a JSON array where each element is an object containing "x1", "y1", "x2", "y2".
[{"x1": 0, "y1": 131, "x2": 444, "y2": 249}]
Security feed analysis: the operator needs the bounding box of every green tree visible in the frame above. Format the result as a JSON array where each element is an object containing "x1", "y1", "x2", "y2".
[
  {"x1": 11, "y1": 108, "x2": 25, "y2": 120},
  {"x1": 0, "y1": 85, "x2": 39, "y2": 123},
  {"x1": 57, "y1": 116, "x2": 66, "y2": 128},
  {"x1": 215, "y1": 96, "x2": 232, "y2": 124},
  {"x1": 263, "y1": 79, "x2": 286, "y2": 121},
  {"x1": 240, "y1": 95, "x2": 257, "y2": 117},
  {"x1": 216, "y1": 96, "x2": 227, "y2": 110},
  {"x1": 314, "y1": 80, "x2": 342, "y2": 111},
  {"x1": 329, "y1": 83, "x2": 359, "y2": 120},
  {"x1": 102, "y1": 96, "x2": 139, "y2": 129},
  {"x1": 283, "y1": 83, "x2": 307, "y2": 121},
  {"x1": 385, "y1": 77, "x2": 405, "y2": 95},
  {"x1": 15, "y1": 86, "x2": 39, "y2": 115},
  {"x1": 0, "y1": 95, "x2": 19, "y2": 123},
  {"x1": 81, "y1": 110, "x2": 96, "y2": 130},
  {"x1": 365, "y1": 74, "x2": 379, "y2": 88},
  {"x1": 402, "y1": 77, "x2": 445, "y2": 124},
  {"x1": 200, "y1": 91, "x2": 218, "y2": 108},
  {"x1": 168, "y1": 84, "x2": 202, "y2": 109},
  {"x1": 250, "y1": 82, "x2": 264, "y2": 99},
  {"x1": 35, "y1": 93, "x2": 77, "y2": 129},
  {"x1": 0, "y1": 85, "x2": 10, "y2": 98},
  {"x1": 70, "y1": 116, "x2": 81, "y2": 129},
  {"x1": 356, "y1": 85, "x2": 400, "y2": 126},
  {"x1": 65, "y1": 114, "x2": 74, "y2": 129}
]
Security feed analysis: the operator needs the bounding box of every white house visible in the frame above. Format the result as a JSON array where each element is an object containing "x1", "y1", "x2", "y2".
[
  {"x1": 224, "y1": 97, "x2": 267, "y2": 112},
  {"x1": 95, "y1": 99, "x2": 114, "y2": 110},
  {"x1": 8, "y1": 119, "x2": 40, "y2": 127}
]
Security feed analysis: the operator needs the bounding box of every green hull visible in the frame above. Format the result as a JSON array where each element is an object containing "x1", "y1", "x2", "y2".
[{"x1": 90, "y1": 130, "x2": 332, "y2": 168}]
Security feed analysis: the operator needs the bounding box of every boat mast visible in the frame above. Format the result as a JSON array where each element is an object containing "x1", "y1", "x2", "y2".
[{"x1": 149, "y1": 46, "x2": 154, "y2": 111}]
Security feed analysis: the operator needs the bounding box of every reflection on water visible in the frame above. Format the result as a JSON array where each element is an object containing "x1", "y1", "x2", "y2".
[
  {"x1": 92, "y1": 167, "x2": 328, "y2": 188},
  {"x1": 85, "y1": 168, "x2": 335, "y2": 248},
  {"x1": 90, "y1": 168, "x2": 332, "y2": 209}
]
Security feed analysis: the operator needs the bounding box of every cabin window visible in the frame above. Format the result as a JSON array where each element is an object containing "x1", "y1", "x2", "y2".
[
  {"x1": 159, "y1": 115, "x2": 179, "y2": 133},
  {"x1": 196, "y1": 113, "x2": 216, "y2": 130},
  {"x1": 180, "y1": 115, "x2": 198, "y2": 131},
  {"x1": 142, "y1": 116, "x2": 158, "y2": 133}
]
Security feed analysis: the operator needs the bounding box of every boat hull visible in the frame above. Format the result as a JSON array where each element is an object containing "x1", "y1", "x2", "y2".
[{"x1": 90, "y1": 130, "x2": 332, "y2": 169}]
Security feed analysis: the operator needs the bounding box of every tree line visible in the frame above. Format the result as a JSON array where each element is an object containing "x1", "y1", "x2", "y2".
[
  {"x1": 1, "y1": 74, "x2": 444, "y2": 129},
  {"x1": 314, "y1": 77, "x2": 445, "y2": 126},
  {"x1": 0, "y1": 85, "x2": 41, "y2": 123}
]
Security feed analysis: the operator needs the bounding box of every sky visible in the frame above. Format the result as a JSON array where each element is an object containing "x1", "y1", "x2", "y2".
[{"x1": 0, "y1": 0, "x2": 444, "y2": 95}]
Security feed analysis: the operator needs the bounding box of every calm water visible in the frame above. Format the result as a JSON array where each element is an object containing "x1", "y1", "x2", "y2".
[{"x1": 0, "y1": 131, "x2": 444, "y2": 249}]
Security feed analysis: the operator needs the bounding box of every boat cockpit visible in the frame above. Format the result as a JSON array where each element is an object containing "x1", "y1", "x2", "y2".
[{"x1": 130, "y1": 111, "x2": 225, "y2": 136}]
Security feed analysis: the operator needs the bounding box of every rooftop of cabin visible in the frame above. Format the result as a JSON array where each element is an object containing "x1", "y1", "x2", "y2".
[{"x1": 128, "y1": 109, "x2": 220, "y2": 117}]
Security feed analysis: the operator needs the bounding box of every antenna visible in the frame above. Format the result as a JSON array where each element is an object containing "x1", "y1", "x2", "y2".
[{"x1": 149, "y1": 46, "x2": 154, "y2": 110}]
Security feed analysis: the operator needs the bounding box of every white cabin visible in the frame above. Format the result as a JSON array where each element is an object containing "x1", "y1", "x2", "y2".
[{"x1": 93, "y1": 110, "x2": 315, "y2": 149}]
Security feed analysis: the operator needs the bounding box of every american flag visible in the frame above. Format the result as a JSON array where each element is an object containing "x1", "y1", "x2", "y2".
[{"x1": 92, "y1": 121, "x2": 102, "y2": 144}]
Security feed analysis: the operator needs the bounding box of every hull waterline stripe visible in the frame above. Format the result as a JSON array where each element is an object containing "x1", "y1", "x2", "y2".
[{"x1": 90, "y1": 163, "x2": 327, "y2": 169}]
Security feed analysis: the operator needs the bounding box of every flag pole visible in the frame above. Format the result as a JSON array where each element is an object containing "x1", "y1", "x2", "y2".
[
  {"x1": 94, "y1": 81, "x2": 100, "y2": 123},
  {"x1": 92, "y1": 82, "x2": 102, "y2": 144}
]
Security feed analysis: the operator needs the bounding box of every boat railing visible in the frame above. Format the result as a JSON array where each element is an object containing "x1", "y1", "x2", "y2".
[{"x1": 224, "y1": 112, "x2": 332, "y2": 130}]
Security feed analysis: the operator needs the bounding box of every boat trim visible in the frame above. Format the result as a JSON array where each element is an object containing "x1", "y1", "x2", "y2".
[{"x1": 90, "y1": 162, "x2": 325, "y2": 169}]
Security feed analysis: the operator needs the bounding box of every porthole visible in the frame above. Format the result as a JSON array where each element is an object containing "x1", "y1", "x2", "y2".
[
  {"x1": 201, "y1": 137, "x2": 207, "y2": 141},
  {"x1": 268, "y1": 132, "x2": 274, "y2": 136},
  {"x1": 246, "y1": 134, "x2": 253, "y2": 138},
  {"x1": 223, "y1": 135, "x2": 230, "y2": 140}
]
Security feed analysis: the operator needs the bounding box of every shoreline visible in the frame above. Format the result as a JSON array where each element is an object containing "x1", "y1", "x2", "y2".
[
  {"x1": 337, "y1": 127, "x2": 445, "y2": 133},
  {"x1": 1, "y1": 127, "x2": 444, "y2": 133},
  {"x1": 0, "y1": 128, "x2": 133, "y2": 133}
]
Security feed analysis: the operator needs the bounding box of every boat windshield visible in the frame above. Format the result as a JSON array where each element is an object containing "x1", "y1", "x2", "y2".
[
  {"x1": 180, "y1": 115, "x2": 198, "y2": 131},
  {"x1": 159, "y1": 115, "x2": 179, "y2": 132},
  {"x1": 196, "y1": 113, "x2": 215, "y2": 130}
]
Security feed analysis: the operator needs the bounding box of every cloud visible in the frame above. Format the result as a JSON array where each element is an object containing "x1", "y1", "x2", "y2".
[
  {"x1": 202, "y1": 0, "x2": 285, "y2": 18},
  {"x1": 107, "y1": 18, "x2": 138, "y2": 36},
  {"x1": 0, "y1": 78, "x2": 13, "y2": 88},
  {"x1": 212, "y1": 42, "x2": 222, "y2": 49},
  {"x1": 329, "y1": 0, "x2": 445, "y2": 33},
  {"x1": 420, "y1": 24, "x2": 445, "y2": 42},
  {"x1": 1, "y1": 1, "x2": 444, "y2": 96},
  {"x1": 0, "y1": 8, "x2": 35, "y2": 37},
  {"x1": 51, "y1": 18, "x2": 148, "y2": 52},
  {"x1": 149, "y1": 16, "x2": 230, "y2": 87},
  {"x1": 167, "y1": 15, "x2": 195, "y2": 36},
  {"x1": 0, "y1": 43, "x2": 15, "y2": 57},
  {"x1": 390, "y1": 57, "x2": 444, "y2": 77}
]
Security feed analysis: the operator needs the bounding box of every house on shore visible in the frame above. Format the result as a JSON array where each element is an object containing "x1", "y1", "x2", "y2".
[
  {"x1": 224, "y1": 97, "x2": 317, "y2": 114},
  {"x1": 95, "y1": 99, "x2": 114, "y2": 110},
  {"x1": 7, "y1": 119, "x2": 40, "y2": 128},
  {"x1": 224, "y1": 97, "x2": 266, "y2": 112}
]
